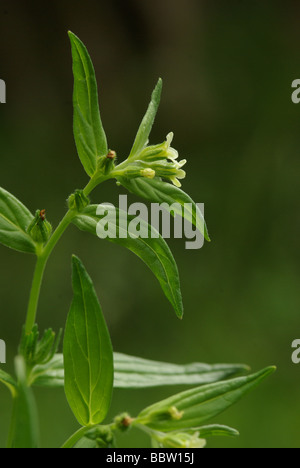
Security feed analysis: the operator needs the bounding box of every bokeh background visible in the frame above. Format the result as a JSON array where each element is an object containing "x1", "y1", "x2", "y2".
[{"x1": 0, "y1": 0, "x2": 299, "y2": 448}]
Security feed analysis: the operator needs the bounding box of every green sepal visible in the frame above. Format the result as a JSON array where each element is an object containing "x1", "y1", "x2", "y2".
[
  {"x1": 27, "y1": 210, "x2": 52, "y2": 244},
  {"x1": 68, "y1": 190, "x2": 90, "y2": 212},
  {"x1": 19, "y1": 325, "x2": 62, "y2": 368}
]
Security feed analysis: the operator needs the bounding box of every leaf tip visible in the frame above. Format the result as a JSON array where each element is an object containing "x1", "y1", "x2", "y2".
[
  {"x1": 71, "y1": 254, "x2": 82, "y2": 273},
  {"x1": 68, "y1": 30, "x2": 76, "y2": 41},
  {"x1": 243, "y1": 364, "x2": 251, "y2": 373},
  {"x1": 177, "y1": 309, "x2": 184, "y2": 320},
  {"x1": 256, "y1": 365, "x2": 276, "y2": 382},
  {"x1": 153, "y1": 78, "x2": 163, "y2": 100}
]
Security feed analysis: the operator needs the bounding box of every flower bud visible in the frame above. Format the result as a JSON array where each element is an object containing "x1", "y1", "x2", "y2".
[
  {"x1": 19, "y1": 324, "x2": 62, "y2": 367},
  {"x1": 68, "y1": 190, "x2": 90, "y2": 212},
  {"x1": 140, "y1": 168, "x2": 156, "y2": 179},
  {"x1": 114, "y1": 413, "x2": 134, "y2": 432},
  {"x1": 27, "y1": 210, "x2": 52, "y2": 244},
  {"x1": 140, "y1": 159, "x2": 187, "y2": 187},
  {"x1": 97, "y1": 150, "x2": 117, "y2": 175},
  {"x1": 85, "y1": 426, "x2": 115, "y2": 448}
]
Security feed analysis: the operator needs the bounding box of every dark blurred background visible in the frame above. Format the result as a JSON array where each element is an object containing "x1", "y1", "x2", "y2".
[{"x1": 0, "y1": 0, "x2": 299, "y2": 448}]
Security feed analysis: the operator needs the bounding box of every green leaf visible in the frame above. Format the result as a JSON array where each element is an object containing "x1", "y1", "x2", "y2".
[
  {"x1": 63, "y1": 256, "x2": 114, "y2": 427},
  {"x1": 72, "y1": 204, "x2": 183, "y2": 319},
  {"x1": 32, "y1": 353, "x2": 248, "y2": 389},
  {"x1": 29, "y1": 354, "x2": 65, "y2": 388},
  {"x1": 0, "y1": 369, "x2": 17, "y2": 396},
  {"x1": 69, "y1": 31, "x2": 108, "y2": 177},
  {"x1": 119, "y1": 177, "x2": 210, "y2": 242},
  {"x1": 197, "y1": 425, "x2": 239, "y2": 438},
  {"x1": 7, "y1": 357, "x2": 39, "y2": 448},
  {"x1": 113, "y1": 353, "x2": 249, "y2": 388},
  {"x1": 0, "y1": 187, "x2": 37, "y2": 253},
  {"x1": 136, "y1": 366, "x2": 276, "y2": 432},
  {"x1": 129, "y1": 78, "x2": 162, "y2": 159}
]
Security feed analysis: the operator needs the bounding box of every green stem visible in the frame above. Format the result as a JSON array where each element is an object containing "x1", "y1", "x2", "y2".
[
  {"x1": 61, "y1": 426, "x2": 92, "y2": 449},
  {"x1": 24, "y1": 174, "x2": 109, "y2": 335},
  {"x1": 24, "y1": 211, "x2": 76, "y2": 334},
  {"x1": 25, "y1": 255, "x2": 48, "y2": 335},
  {"x1": 7, "y1": 357, "x2": 39, "y2": 448}
]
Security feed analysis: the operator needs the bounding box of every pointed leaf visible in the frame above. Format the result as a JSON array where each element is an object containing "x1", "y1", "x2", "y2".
[
  {"x1": 69, "y1": 31, "x2": 108, "y2": 177},
  {"x1": 63, "y1": 256, "x2": 114, "y2": 426},
  {"x1": 73, "y1": 204, "x2": 183, "y2": 319},
  {"x1": 119, "y1": 177, "x2": 210, "y2": 241},
  {"x1": 32, "y1": 353, "x2": 248, "y2": 389},
  {"x1": 113, "y1": 353, "x2": 249, "y2": 388},
  {"x1": 129, "y1": 79, "x2": 162, "y2": 159},
  {"x1": 136, "y1": 367, "x2": 276, "y2": 432},
  {"x1": 0, "y1": 187, "x2": 37, "y2": 253}
]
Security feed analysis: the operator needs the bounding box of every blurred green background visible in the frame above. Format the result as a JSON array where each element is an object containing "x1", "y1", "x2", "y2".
[{"x1": 0, "y1": 0, "x2": 299, "y2": 448}]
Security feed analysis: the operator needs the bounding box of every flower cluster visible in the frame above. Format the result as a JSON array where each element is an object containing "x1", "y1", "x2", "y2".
[{"x1": 118, "y1": 133, "x2": 187, "y2": 187}]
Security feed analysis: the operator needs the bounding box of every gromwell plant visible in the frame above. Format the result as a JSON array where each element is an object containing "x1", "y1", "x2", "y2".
[{"x1": 0, "y1": 32, "x2": 275, "y2": 448}]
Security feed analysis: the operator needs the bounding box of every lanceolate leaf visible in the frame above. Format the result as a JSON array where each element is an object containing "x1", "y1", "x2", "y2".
[
  {"x1": 119, "y1": 177, "x2": 210, "y2": 242},
  {"x1": 0, "y1": 369, "x2": 17, "y2": 396},
  {"x1": 63, "y1": 256, "x2": 113, "y2": 427},
  {"x1": 136, "y1": 367, "x2": 276, "y2": 432},
  {"x1": 32, "y1": 353, "x2": 248, "y2": 389},
  {"x1": 69, "y1": 31, "x2": 108, "y2": 177},
  {"x1": 113, "y1": 353, "x2": 249, "y2": 388},
  {"x1": 0, "y1": 187, "x2": 37, "y2": 254},
  {"x1": 72, "y1": 204, "x2": 183, "y2": 319},
  {"x1": 129, "y1": 79, "x2": 163, "y2": 159}
]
